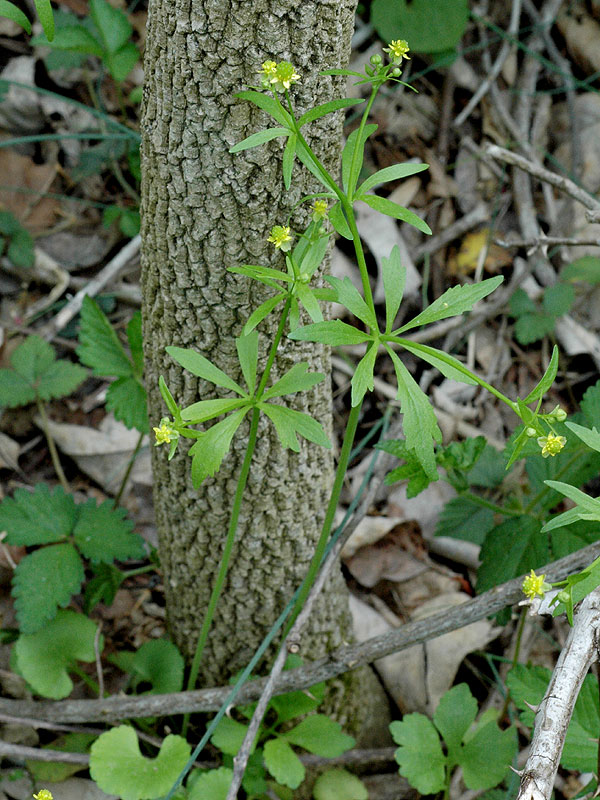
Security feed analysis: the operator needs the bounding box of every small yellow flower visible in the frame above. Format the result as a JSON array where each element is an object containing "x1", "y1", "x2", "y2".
[
  {"x1": 383, "y1": 39, "x2": 411, "y2": 65},
  {"x1": 267, "y1": 225, "x2": 293, "y2": 251},
  {"x1": 311, "y1": 199, "x2": 328, "y2": 221},
  {"x1": 153, "y1": 418, "x2": 177, "y2": 446},
  {"x1": 260, "y1": 60, "x2": 277, "y2": 88},
  {"x1": 33, "y1": 792, "x2": 53, "y2": 800},
  {"x1": 537, "y1": 433, "x2": 566, "y2": 458},
  {"x1": 522, "y1": 569, "x2": 548, "y2": 600},
  {"x1": 270, "y1": 61, "x2": 300, "y2": 92}
]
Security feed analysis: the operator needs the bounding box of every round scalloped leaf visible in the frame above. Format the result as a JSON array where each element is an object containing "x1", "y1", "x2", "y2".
[
  {"x1": 12, "y1": 543, "x2": 84, "y2": 634},
  {"x1": 187, "y1": 767, "x2": 233, "y2": 800},
  {"x1": 90, "y1": 725, "x2": 191, "y2": 800},
  {"x1": 14, "y1": 609, "x2": 101, "y2": 698},
  {"x1": 127, "y1": 639, "x2": 185, "y2": 694},
  {"x1": 313, "y1": 769, "x2": 368, "y2": 800}
]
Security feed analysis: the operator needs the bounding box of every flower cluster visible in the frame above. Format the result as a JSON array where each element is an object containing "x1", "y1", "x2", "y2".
[
  {"x1": 267, "y1": 225, "x2": 293, "y2": 251},
  {"x1": 383, "y1": 39, "x2": 411, "y2": 65},
  {"x1": 153, "y1": 418, "x2": 177, "y2": 446},
  {"x1": 537, "y1": 432, "x2": 566, "y2": 458},
  {"x1": 33, "y1": 792, "x2": 53, "y2": 800},
  {"x1": 311, "y1": 199, "x2": 328, "y2": 221},
  {"x1": 522, "y1": 569, "x2": 550, "y2": 600},
  {"x1": 260, "y1": 60, "x2": 300, "y2": 93}
]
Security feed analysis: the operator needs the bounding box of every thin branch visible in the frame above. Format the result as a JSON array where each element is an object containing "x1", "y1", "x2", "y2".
[
  {"x1": 0, "y1": 543, "x2": 598, "y2": 724},
  {"x1": 495, "y1": 236, "x2": 600, "y2": 250}
]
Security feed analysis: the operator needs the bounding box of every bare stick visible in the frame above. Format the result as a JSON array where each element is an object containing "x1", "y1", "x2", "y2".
[
  {"x1": 37, "y1": 235, "x2": 141, "y2": 340},
  {"x1": 495, "y1": 236, "x2": 600, "y2": 249},
  {"x1": 518, "y1": 588, "x2": 600, "y2": 800}
]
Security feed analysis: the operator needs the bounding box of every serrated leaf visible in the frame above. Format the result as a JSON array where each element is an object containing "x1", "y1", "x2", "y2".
[
  {"x1": 90, "y1": 725, "x2": 191, "y2": 800},
  {"x1": 262, "y1": 363, "x2": 324, "y2": 400},
  {"x1": 243, "y1": 295, "x2": 286, "y2": 334},
  {"x1": 357, "y1": 162, "x2": 429, "y2": 196},
  {"x1": 282, "y1": 133, "x2": 296, "y2": 189},
  {"x1": 14, "y1": 609, "x2": 100, "y2": 698},
  {"x1": 90, "y1": 0, "x2": 131, "y2": 54},
  {"x1": 581, "y1": 381, "x2": 600, "y2": 425},
  {"x1": 433, "y1": 684, "x2": 477, "y2": 755},
  {"x1": 73, "y1": 498, "x2": 145, "y2": 563},
  {"x1": 342, "y1": 123, "x2": 377, "y2": 198},
  {"x1": 382, "y1": 245, "x2": 406, "y2": 333},
  {"x1": 210, "y1": 715, "x2": 250, "y2": 756},
  {"x1": 261, "y1": 404, "x2": 330, "y2": 451},
  {"x1": 234, "y1": 90, "x2": 291, "y2": 127},
  {"x1": 10, "y1": 335, "x2": 55, "y2": 382},
  {"x1": 0, "y1": 483, "x2": 76, "y2": 546},
  {"x1": 127, "y1": 312, "x2": 144, "y2": 376},
  {"x1": 378, "y1": 438, "x2": 435, "y2": 497},
  {"x1": 0, "y1": 0, "x2": 31, "y2": 33},
  {"x1": 229, "y1": 127, "x2": 289, "y2": 153},
  {"x1": 543, "y1": 283, "x2": 574, "y2": 317},
  {"x1": 461, "y1": 718, "x2": 516, "y2": 790},
  {"x1": 324, "y1": 276, "x2": 377, "y2": 329},
  {"x1": 288, "y1": 320, "x2": 372, "y2": 346},
  {"x1": 13, "y1": 543, "x2": 84, "y2": 634},
  {"x1": 390, "y1": 715, "x2": 446, "y2": 794},
  {"x1": 477, "y1": 516, "x2": 547, "y2": 593},
  {"x1": 77, "y1": 296, "x2": 133, "y2": 377},
  {"x1": 187, "y1": 767, "x2": 233, "y2": 800},
  {"x1": 466, "y1": 444, "x2": 506, "y2": 487},
  {"x1": 236, "y1": 331, "x2": 258, "y2": 394},
  {"x1": 397, "y1": 339, "x2": 477, "y2": 385},
  {"x1": 166, "y1": 347, "x2": 245, "y2": 396},
  {"x1": 263, "y1": 738, "x2": 305, "y2": 789},
  {"x1": 386, "y1": 346, "x2": 441, "y2": 479},
  {"x1": 435, "y1": 497, "x2": 495, "y2": 545},
  {"x1": 125, "y1": 639, "x2": 184, "y2": 694},
  {"x1": 297, "y1": 97, "x2": 364, "y2": 127},
  {"x1": 283, "y1": 715, "x2": 354, "y2": 757},
  {"x1": 514, "y1": 313, "x2": 555, "y2": 345},
  {"x1": 523, "y1": 345, "x2": 559, "y2": 404},
  {"x1": 358, "y1": 194, "x2": 431, "y2": 235},
  {"x1": 395, "y1": 276, "x2": 503, "y2": 334},
  {"x1": 328, "y1": 202, "x2": 353, "y2": 240},
  {"x1": 188, "y1": 409, "x2": 248, "y2": 487},
  {"x1": 0, "y1": 368, "x2": 35, "y2": 407},
  {"x1": 36, "y1": 359, "x2": 87, "y2": 401},
  {"x1": 106, "y1": 376, "x2": 148, "y2": 432},
  {"x1": 84, "y1": 562, "x2": 124, "y2": 613},
  {"x1": 313, "y1": 769, "x2": 367, "y2": 800},
  {"x1": 351, "y1": 342, "x2": 377, "y2": 407}
]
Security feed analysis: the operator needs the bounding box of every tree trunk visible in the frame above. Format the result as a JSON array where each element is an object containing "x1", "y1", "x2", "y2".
[{"x1": 140, "y1": 1, "x2": 358, "y2": 689}]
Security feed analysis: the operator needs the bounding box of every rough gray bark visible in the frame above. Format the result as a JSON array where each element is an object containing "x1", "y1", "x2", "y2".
[{"x1": 140, "y1": 0, "x2": 358, "y2": 688}]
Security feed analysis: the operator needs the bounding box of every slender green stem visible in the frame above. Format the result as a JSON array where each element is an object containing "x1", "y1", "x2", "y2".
[
  {"x1": 459, "y1": 489, "x2": 523, "y2": 517},
  {"x1": 182, "y1": 298, "x2": 293, "y2": 736},
  {"x1": 114, "y1": 430, "x2": 145, "y2": 507},
  {"x1": 36, "y1": 397, "x2": 70, "y2": 493},
  {"x1": 121, "y1": 563, "x2": 157, "y2": 578},
  {"x1": 280, "y1": 400, "x2": 362, "y2": 640},
  {"x1": 70, "y1": 663, "x2": 100, "y2": 696}
]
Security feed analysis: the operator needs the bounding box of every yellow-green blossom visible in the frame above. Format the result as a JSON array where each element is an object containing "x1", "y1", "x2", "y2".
[
  {"x1": 260, "y1": 60, "x2": 277, "y2": 88},
  {"x1": 522, "y1": 569, "x2": 549, "y2": 600},
  {"x1": 311, "y1": 199, "x2": 328, "y2": 221},
  {"x1": 537, "y1": 433, "x2": 566, "y2": 458},
  {"x1": 383, "y1": 39, "x2": 411, "y2": 65},
  {"x1": 270, "y1": 61, "x2": 300, "y2": 92},
  {"x1": 153, "y1": 418, "x2": 177, "y2": 446},
  {"x1": 267, "y1": 225, "x2": 293, "y2": 251},
  {"x1": 33, "y1": 792, "x2": 53, "y2": 800}
]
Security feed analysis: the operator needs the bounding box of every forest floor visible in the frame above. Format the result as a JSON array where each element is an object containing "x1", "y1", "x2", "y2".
[{"x1": 1, "y1": 0, "x2": 600, "y2": 799}]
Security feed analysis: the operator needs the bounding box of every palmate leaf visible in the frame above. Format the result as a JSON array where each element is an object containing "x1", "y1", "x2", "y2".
[
  {"x1": 77, "y1": 296, "x2": 133, "y2": 377},
  {"x1": 211, "y1": 715, "x2": 249, "y2": 756},
  {"x1": 12, "y1": 543, "x2": 84, "y2": 633},
  {"x1": 296, "y1": 285, "x2": 324, "y2": 322},
  {"x1": 90, "y1": 725, "x2": 191, "y2": 800},
  {"x1": 0, "y1": 483, "x2": 76, "y2": 546},
  {"x1": 14, "y1": 610, "x2": 100, "y2": 699},
  {"x1": 433, "y1": 684, "x2": 476, "y2": 756},
  {"x1": 188, "y1": 409, "x2": 248, "y2": 487},
  {"x1": 73, "y1": 497, "x2": 145, "y2": 563},
  {"x1": 261, "y1": 404, "x2": 330, "y2": 451},
  {"x1": 118, "y1": 639, "x2": 185, "y2": 694},
  {"x1": 395, "y1": 276, "x2": 503, "y2": 333},
  {"x1": 106, "y1": 376, "x2": 148, "y2": 432},
  {"x1": 386, "y1": 346, "x2": 441, "y2": 479},
  {"x1": 460, "y1": 715, "x2": 516, "y2": 790},
  {"x1": 0, "y1": 369, "x2": 34, "y2": 407}
]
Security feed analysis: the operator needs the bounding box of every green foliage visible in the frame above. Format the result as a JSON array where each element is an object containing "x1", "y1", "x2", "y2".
[
  {"x1": 14, "y1": 610, "x2": 102, "y2": 699},
  {"x1": 89, "y1": 725, "x2": 191, "y2": 800},
  {"x1": 371, "y1": 0, "x2": 469, "y2": 53},
  {"x1": 0, "y1": 483, "x2": 144, "y2": 632},
  {"x1": 0, "y1": 335, "x2": 86, "y2": 408},
  {"x1": 313, "y1": 769, "x2": 368, "y2": 800},
  {"x1": 562, "y1": 255, "x2": 600, "y2": 284},
  {"x1": 0, "y1": 210, "x2": 34, "y2": 268},
  {"x1": 26, "y1": 732, "x2": 96, "y2": 783},
  {"x1": 509, "y1": 285, "x2": 575, "y2": 345},
  {"x1": 391, "y1": 684, "x2": 516, "y2": 794},
  {"x1": 77, "y1": 296, "x2": 148, "y2": 432},
  {"x1": 103, "y1": 204, "x2": 141, "y2": 237},
  {"x1": 31, "y1": 0, "x2": 139, "y2": 81},
  {"x1": 507, "y1": 664, "x2": 600, "y2": 772},
  {"x1": 111, "y1": 639, "x2": 185, "y2": 694}
]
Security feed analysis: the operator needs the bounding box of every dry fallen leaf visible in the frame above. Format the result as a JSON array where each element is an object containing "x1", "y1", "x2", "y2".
[{"x1": 447, "y1": 228, "x2": 512, "y2": 276}]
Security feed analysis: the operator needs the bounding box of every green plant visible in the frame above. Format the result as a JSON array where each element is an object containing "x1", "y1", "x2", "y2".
[
  {"x1": 31, "y1": 0, "x2": 140, "y2": 83},
  {"x1": 0, "y1": 0, "x2": 53, "y2": 39},
  {"x1": 390, "y1": 683, "x2": 517, "y2": 797},
  {"x1": 0, "y1": 210, "x2": 34, "y2": 269},
  {"x1": 370, "y1": 0, "x2": 469, "y2": 55},
  {"x1": 509, "y1": 284, "x2": 575, "y2": 345}
]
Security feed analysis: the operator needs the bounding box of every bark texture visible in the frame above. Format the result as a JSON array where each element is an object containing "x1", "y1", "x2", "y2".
[{"x1": 141, "y1": 0, "x2": 358, "y2": 687}]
